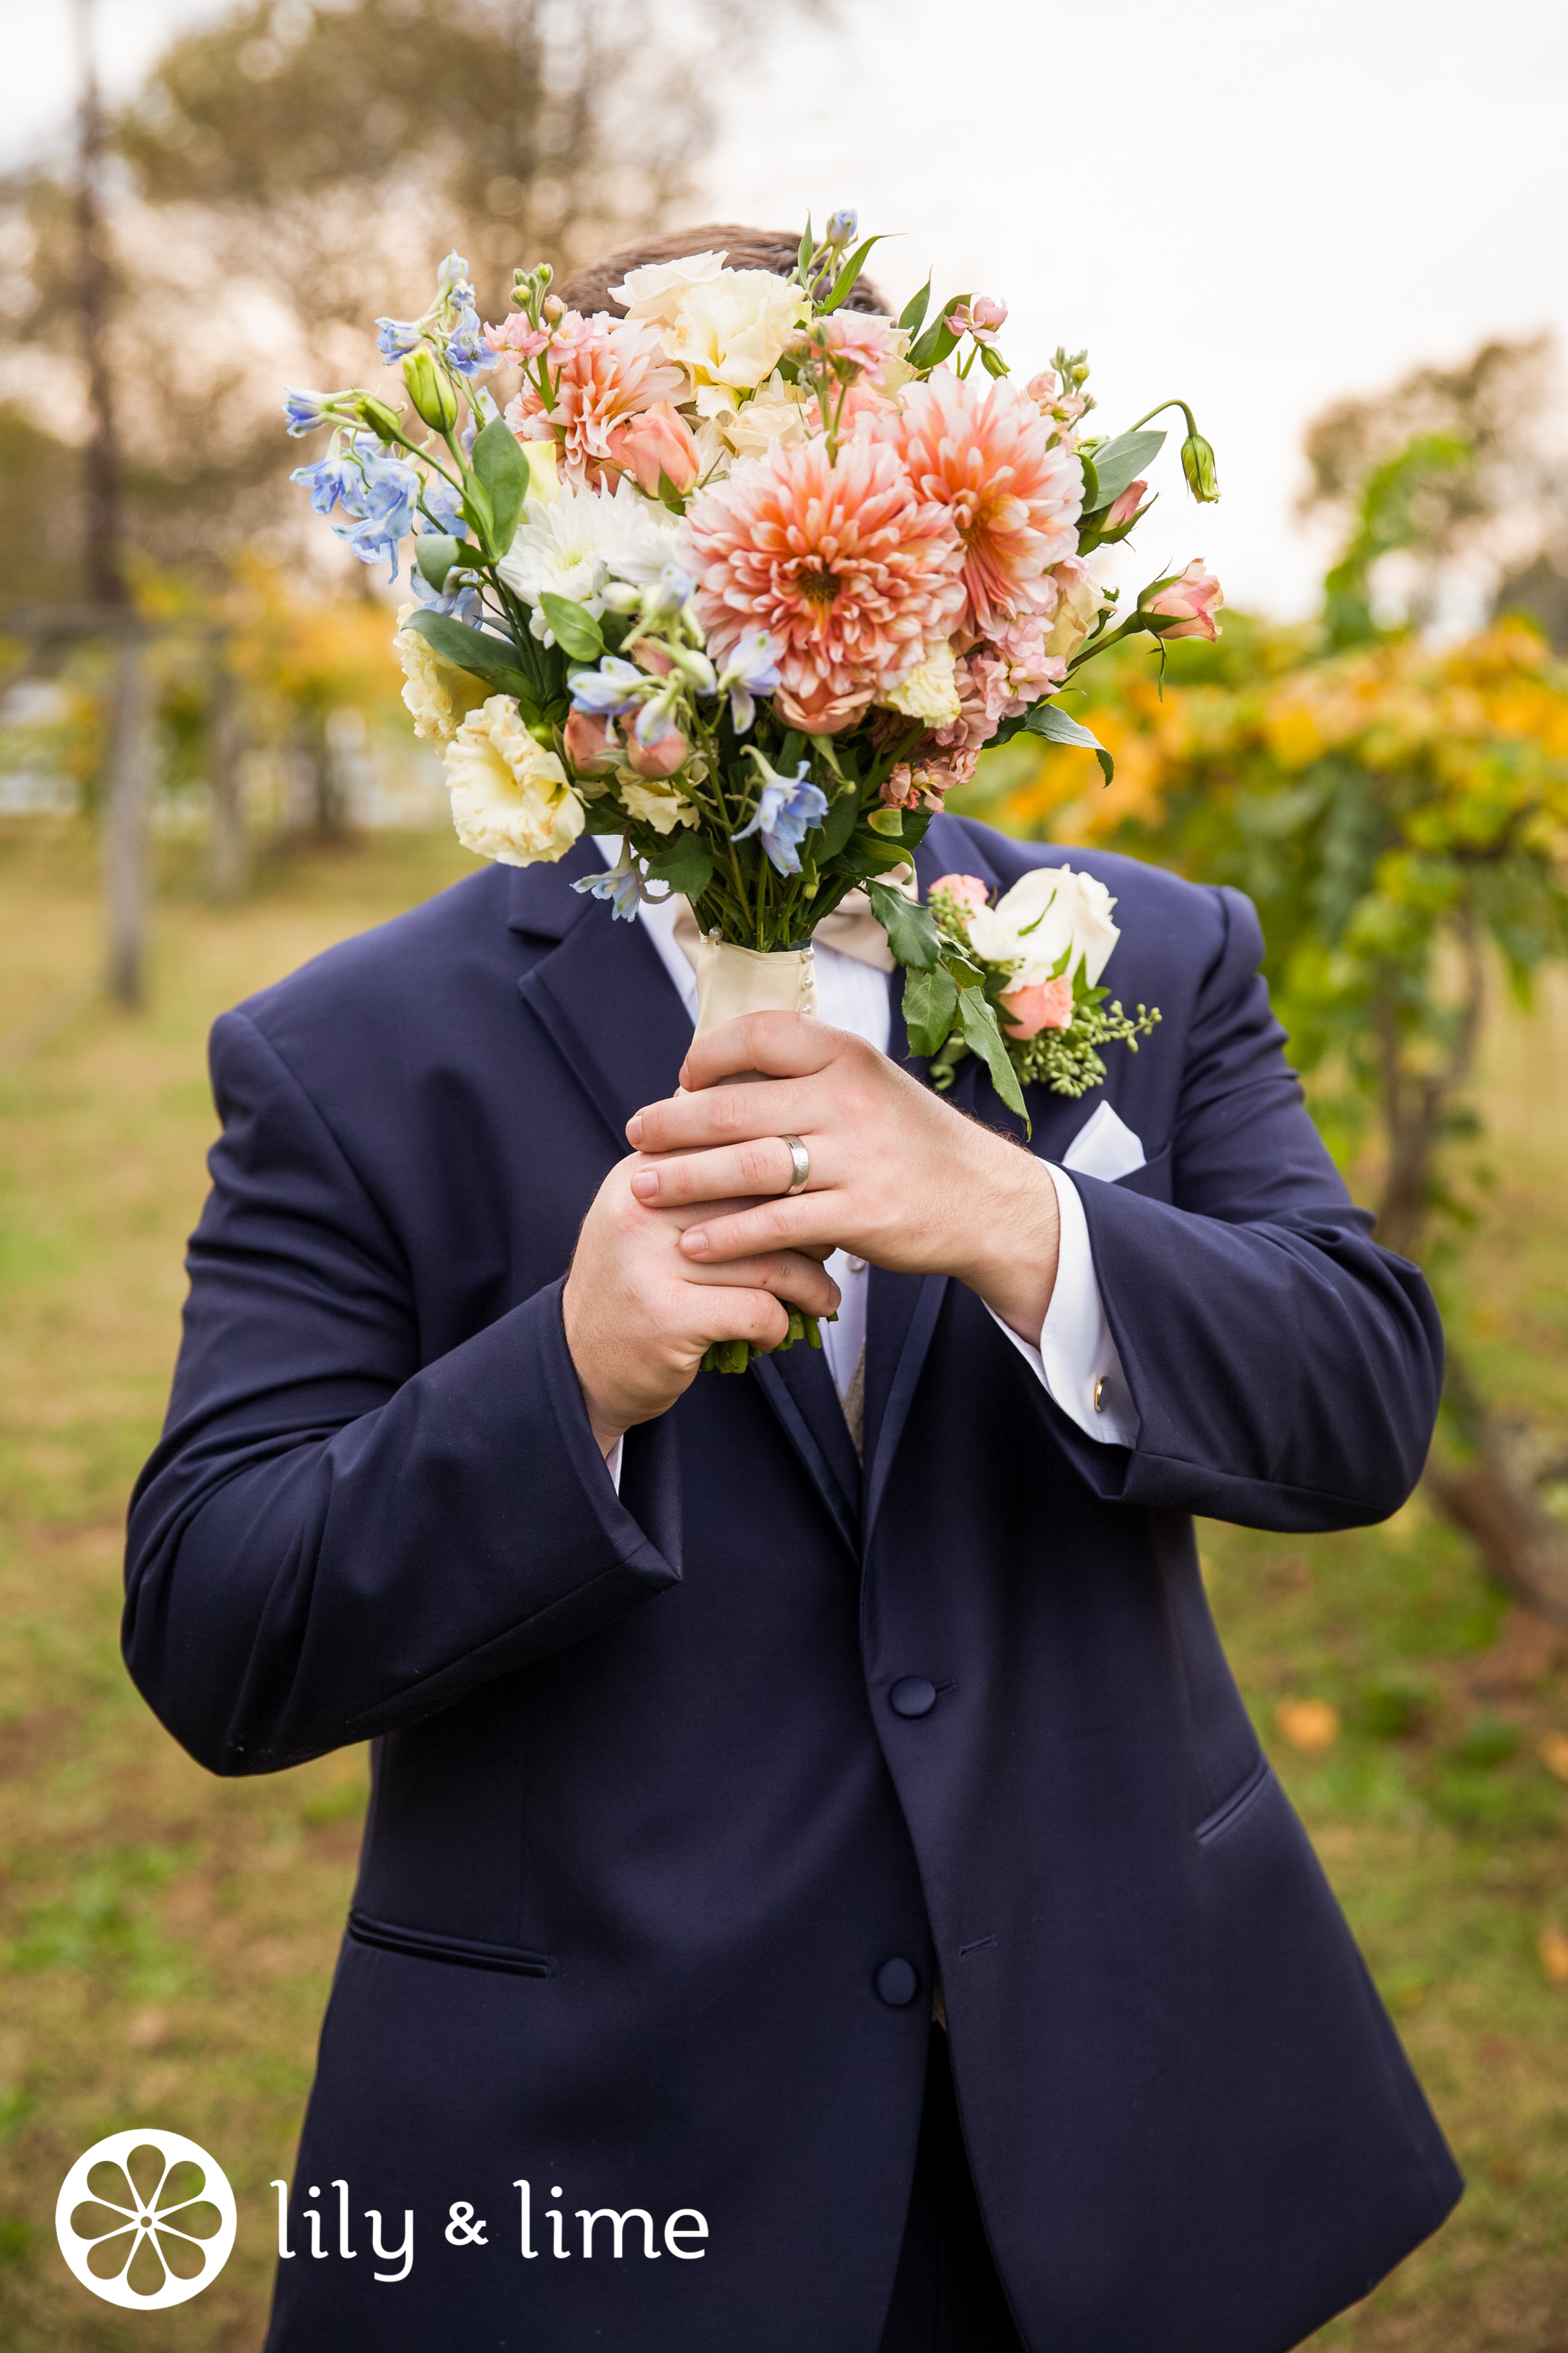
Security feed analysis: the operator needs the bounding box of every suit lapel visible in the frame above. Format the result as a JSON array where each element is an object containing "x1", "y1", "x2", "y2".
[
  {"x1": 862, "y1": 817, "x2": 1010, "y2": 1541},
  {"x1": 512, "y1": 846, "x2": 691, "y2": 1145},
  {"x1": 750, "y1": 1347, "x2": 862, "y2": 1555}
]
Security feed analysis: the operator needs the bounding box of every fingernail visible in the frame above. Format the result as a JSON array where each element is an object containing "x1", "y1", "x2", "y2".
[
  {"x1": 626, "y1": 1113, "x2": 644, "y2": 1146},
  {"x1": 683, "y1": 1229, "x2": 709, "y2": 1257},
  {"x1": 630, "y1": 1169, "x2": 657, "y2": 1200}
]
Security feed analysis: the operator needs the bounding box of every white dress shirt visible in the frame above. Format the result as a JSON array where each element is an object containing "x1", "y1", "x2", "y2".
[{"x1": 594, "y1": 840, "x2": 1139, "y2": 1463}]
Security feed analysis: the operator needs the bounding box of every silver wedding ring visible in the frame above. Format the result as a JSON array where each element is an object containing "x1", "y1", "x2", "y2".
[{"x1": 781, "y1": 1135, "x2": 810, "y2": 1195}]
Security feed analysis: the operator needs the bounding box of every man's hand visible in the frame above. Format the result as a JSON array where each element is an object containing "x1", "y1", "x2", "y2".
[
  {"x1": 624, "y1": 1013, "x2": 1061, "y2": 1342},
  {"x1": 562, "y1": 1153, "x2": 841, "y2": 1458}
]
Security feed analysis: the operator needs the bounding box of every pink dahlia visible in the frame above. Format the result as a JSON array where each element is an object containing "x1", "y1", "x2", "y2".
[
  {"x1": 504, "y1": 311, "x2": 687, "y2": 491},
  {"x1": 891, "y1": 373, "x2": 1084, "y2": 637},
  {"x1": 678, "y1": 435, "x2": 966, "y2": 734}
]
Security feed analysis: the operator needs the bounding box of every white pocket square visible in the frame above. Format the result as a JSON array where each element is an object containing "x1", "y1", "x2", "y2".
[{"x1": 1061, "y1": 1100, "x2": 1147, "y2": 1182}]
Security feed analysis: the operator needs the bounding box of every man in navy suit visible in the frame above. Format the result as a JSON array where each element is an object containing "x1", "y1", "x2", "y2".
[{"x1": 124, "y1": 793, "x2": 1460, "y2": 2350}]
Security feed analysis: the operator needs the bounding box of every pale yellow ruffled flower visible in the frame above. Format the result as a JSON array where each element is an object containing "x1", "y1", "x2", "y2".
[
  {"x1": 664, "y1": 271, "x2": 809, "y2": 424},
  {"x1": 883, "y1": 642, "x2": 963, "y2": 727},
  {"x1": 722, "y1": 371, "x2": 813, "y2": 462},
  {"x1": 619, "y1": 777, "x2": 698, "y2": 834},
  {"x1": 394, "y1": 605, "x2": 491, "y2": 745},
  {"x1": 443, "y1": 695, "x2": 584, "y2": 866}
]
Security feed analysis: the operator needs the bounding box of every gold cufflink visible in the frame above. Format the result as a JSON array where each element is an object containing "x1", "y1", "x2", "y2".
[{"x1": 1093, "y1": 1376, "x2": 1106, "y2": 1413}]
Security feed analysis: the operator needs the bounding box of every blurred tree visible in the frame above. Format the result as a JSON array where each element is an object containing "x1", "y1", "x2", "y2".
[
  {"x1": 0, "y1": 0, "x2": 784, "y2": 590},
  {"x1": 958, "y1": 609, "x2": 1568, "y2": 1625},
  {"x1": 1299, "y1": 336, "x2": 1568, "y2": 638}
]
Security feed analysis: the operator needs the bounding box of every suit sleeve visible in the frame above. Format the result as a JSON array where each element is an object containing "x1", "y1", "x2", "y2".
[
  {"x1": 123, "y1": 1010, "x2": 680, "y2": 1776},
  {"x1": 1020, "y1": 886, "x2": 1442, "y2": 1529}
]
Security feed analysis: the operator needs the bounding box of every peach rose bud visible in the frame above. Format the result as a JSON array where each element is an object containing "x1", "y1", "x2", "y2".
[
  {"x1": 930, "y1": 873, "x2": 990, "y2": 920},
  {"x1": 564, "y1": 709, "x2": 622, "y2": 776},
  {"x1": 1000, "y1": 974, "x2": 1074, "y2": 1038},
  {"x1": 625, "y1": 724, "x2": 688, "y2": 779},
  {"x1": 623, "y1": 401, "x2": 701, "y2": 498},
  {"x1": 1104, "y1": 479, "x2": 1146, "y2": 529},
  {"x1": 1144, "y1": 560, "x2": 1224, "y2": 642}
]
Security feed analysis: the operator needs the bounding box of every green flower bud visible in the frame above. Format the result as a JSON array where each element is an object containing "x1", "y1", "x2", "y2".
[
  {"x1": 403, "y1": 349, "x2": 458, "y2": 434},
  {"x1": 354, "y1": 393, "x2": 405, "y2": 445},
  {"x1": 1181, "y1": 430, "x2": 1220, "y2": 503}
]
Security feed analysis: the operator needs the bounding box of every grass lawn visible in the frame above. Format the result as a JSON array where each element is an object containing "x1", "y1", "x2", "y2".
[{"x1": 0, "y1": 816, "x2": 1564, "y2": 2349}]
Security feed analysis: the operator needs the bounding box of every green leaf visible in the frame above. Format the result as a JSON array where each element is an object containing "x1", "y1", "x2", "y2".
[
  {"x1": 816, "y1": 785, "x2": 861, "y2": 860},
  {"x1": 837, "y1": 831, "x2": 917, "y2": 878},
  {"x1": 797, "y1": 216, "x2": 814, "y2": 279},
  {"x1": 908, "y1": 297, "x2": 967, "y2": 372},
  {"x1": 472, "y1": 414, "x2": 530, "y2": 553},
  {"x1": 402, "y1": 608, "x2": 532, "y2": 697},
  {"x1": 957, "y1": 985, "x2": 1030, "y2": 1129},
  {"x1": 1022, "y1": 700, "x2": 1115, "y2": 785},
  {"x1": 821, "y1": 235, "x2": 884, "y2": 313},
  {"x1": 902, "y1": 962, "x2": 959, "y2": 1058},
  {"x1": 867, "y1": 807, "x2": 904, "y2": 837},
  {"x1": 1078, "y1": 456, "x2": 1100, "y2": 514},
  {"x1": 898, "y1": 278, "x2": 932, "y2": 336},
  {"x1": 539, "y1": 594, "x2": 605, "y2": 663},
  {"x1": 644, "y1": 832, "x2": 713, "y2": 897},
  {"x1": 1085, "y1": 428, "x2": 1165, "y2": 514},
  {"x1": 867, "y1": 878, "x2": 942, "y2": 970},
  {"x1": 414, "y1": 533, "x2": 464, "y2": 592}
]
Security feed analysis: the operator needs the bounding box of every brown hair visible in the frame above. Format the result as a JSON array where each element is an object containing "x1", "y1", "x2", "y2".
[{"x1": 555, "y1": 223, "x2": 888, "y2": 319}]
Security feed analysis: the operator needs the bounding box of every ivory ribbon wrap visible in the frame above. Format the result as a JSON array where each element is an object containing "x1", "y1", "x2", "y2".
[{"x1": 693, "y1": 938, "x2": 818, "y2": 1039}]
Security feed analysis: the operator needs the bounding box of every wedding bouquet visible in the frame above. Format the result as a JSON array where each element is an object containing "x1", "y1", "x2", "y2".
[{"x1": 284, "y1": 213, "x2": 1219, "y2": 1360}]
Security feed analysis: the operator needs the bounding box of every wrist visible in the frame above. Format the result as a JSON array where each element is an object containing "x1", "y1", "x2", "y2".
[{"x1": 954, "y1": 1140, "x2": 1060, "y2": 1341}]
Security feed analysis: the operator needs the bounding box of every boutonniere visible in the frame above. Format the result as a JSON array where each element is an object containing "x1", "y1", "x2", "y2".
[{"x1": 906, "y1": 866, "x2": 1160, "y2": 1107}]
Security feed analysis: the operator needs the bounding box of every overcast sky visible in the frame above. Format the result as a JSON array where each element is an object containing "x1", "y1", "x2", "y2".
[{"x1": 12, "y1": 0, "x2": 1568, "y2": 616}]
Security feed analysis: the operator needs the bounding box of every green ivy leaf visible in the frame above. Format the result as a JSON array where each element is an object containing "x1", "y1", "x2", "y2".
[
  {"x1": 539, "y1": 595, "x2": 605, "y2": 663},
  {"x1": 644, "y1": 832, "x2": 713, "y2": 898},
  {"x1": 903, "y1": 962, "x2": 959, "y2": 1058},
  {"x1": 816, "y1": 786, "x2": 862, "y2": 860},
  {"x1": 472, "y1": 414, "x2": 530, "y2": 554},
  {"x1": 821, "y1": 235, "x2": 884, "y2": 313},
  {"x1": 1023, "y1": 700, "x2": 1116, "y2": 785},
  {"x1": 957, "y1": 985, "x2": 1030, "y2": 1130},
  {"x1": 867, "y1": 878, "x2": 942, "y2": 969}
]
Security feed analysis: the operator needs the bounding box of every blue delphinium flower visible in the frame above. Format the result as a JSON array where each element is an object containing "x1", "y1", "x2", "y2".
[
  {"x1": 825, "y1": 208, "x2": 858, "y2": 248},
  {"x1": 717, "y1": 632, "x2": 781, "y2": 733},
  {"x1": 409, "y1": 562, "x2": 483, "y2": 629},
  {"x1": 283, "y1": 388, "x2": 341, "y2": 437},
  {"x1": 325, "y1": 444, "x2": 422, "y2": 581},
  {"x1": 375, "y1": 317, "x2": 424, "y2": 364},
  {"x1": 444, "y1": 302, "x2": 495, "y2": 380},
  {"x1": 571, "y1": 842, "x2": 648, "y2": 921},
  {"x1": 733, "y1": 751, "x2": 829, "y2": 876},
  {"x1": 290, "y1": 448, "x2": 360, "y2": 515},
  {"x1": 419, "y1": 474, "x2": 465, "y2": 533},
  {"x1": 569, "y1": 658, "x2": 649, "y2": 719}
]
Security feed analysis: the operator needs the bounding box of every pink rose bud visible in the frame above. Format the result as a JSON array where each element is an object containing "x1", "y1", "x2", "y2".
[
  {"x1": 1000, "y1": 974, "x2": 1074, "y2": 1039},
  {"x1": 1144, "y1": 560, "x2": 1224, "y2": 642},
  {"x1": 563, "y1": 709, "x2": 622, "y2": 776},
  {"x1": 623, "y1": 401, "x2": 701, "y2": 498},
  {"x1": 972, "y1": 297, "x2": 1008, "y2": 333},
  {"x1": 1104, "y1": 479, "x2": 1147, "y2": 529},
  {"x1": 625, "y1": 724, "x2": 688, "y2": 779},
  {"x1": 930, "y1": 873, "x2": 990, "y2": 919},
  {"x1": 625, "y1": 637, "x2": 676, "y2": 677}
]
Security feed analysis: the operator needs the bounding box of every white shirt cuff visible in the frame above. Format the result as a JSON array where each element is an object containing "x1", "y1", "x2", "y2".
[
  {"x1": 604, "y1": 1436, "x2": 624, "y2": 1493},
  {"x1": 986, "y1": 1164, "x2": 1139, "y2": 1447}
]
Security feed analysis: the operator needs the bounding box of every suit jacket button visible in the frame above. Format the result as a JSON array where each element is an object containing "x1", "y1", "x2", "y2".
[
  {"x1": 888, "y1": 1677, "x2": 937, "y2": 1718},
  {"x1": 875, "y1": 1958, "x2": 920, "y2": 2008}
]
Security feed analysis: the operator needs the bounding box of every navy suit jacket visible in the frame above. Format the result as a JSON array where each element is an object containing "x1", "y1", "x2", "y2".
[{"x1": 125, "y1": 813, "x2": 1460, "y2": 2352}]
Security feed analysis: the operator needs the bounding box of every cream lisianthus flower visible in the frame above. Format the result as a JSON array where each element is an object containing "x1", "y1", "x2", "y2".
[
  {"x1": 722, "y1": 371, "x2": 813, "y2": 461},
  {"x1": 443, "y1": 695, "x2": 584, "y2": 867},
  {"x1": 967, "y1": 863, "x2": 1120, "y2": 987},
  {"x1": 1041, "y1": 557, "x2": 1105, "y2": 663},
  {"x1": 665, "y1": 271, "x2": 810, "y2": 422},
  {"x1": 394, "y1": 605, "x2": 491, "y2": 744},
  {"x1": 520, "y1": 435, "x2": 561, "y2": 506},
  {"x1": 619, "y1": 776, "x2": 698, "y2": 834},
  {"x1": 882, "y1": 641, "x2": 963, "y2": 727}
]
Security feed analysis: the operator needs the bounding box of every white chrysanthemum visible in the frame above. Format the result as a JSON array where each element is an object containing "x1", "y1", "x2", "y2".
[
  {"x1": 443, "y1": 695, "x2": 584, "y2": 867},
  {"x1": 619, "y1": 777, "x2": 698, "y2": 834},
  {"x1": 722, "y1": 371, "x2": 813, "y2": 462},
  {"x1": 664, "y1": 271, "x2": 809, "y2": 423},
  {"x1": 968, "y1": 863, "x2": 1120, "y2": 989},
  {"x1": 498, "y1": 480, "x2": 679, "y2": 642},
  {"x1": 393, "y1": 605, "x2": 491, "y2": 743},
  {"x1": 882, "y1": 641, "x2": 963, "y2": 727}
]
